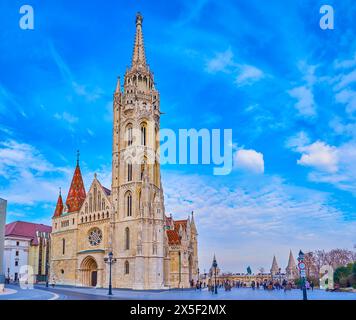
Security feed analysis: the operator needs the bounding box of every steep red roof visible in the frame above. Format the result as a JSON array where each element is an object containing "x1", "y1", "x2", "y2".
[
  {"x1": 66, "y1": 163, "x2": 86, "y2": 213},
  {"x1": 53, "y1": 192, "x2": 64, "y2": 218},
  {"x1": 166, "y1": 230, "x2": 181, "y2": 245},
  {"x1": 174, "y1": 219, "x2": 188, "y2": 231},
  {"x1": 5, "y1": 221, "x2": 52, "y2": 246}
]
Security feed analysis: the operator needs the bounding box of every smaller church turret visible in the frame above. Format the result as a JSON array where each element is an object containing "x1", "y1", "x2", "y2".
[
  {"x1": 53, "y1": 189, "x2": 63, "y2": 218},
  {"x1": 270, "y1": 255, "x2": 279, "y2": 276},
  {"x1": 285, "y1": 250, "x2": 298, "y2": 280}
]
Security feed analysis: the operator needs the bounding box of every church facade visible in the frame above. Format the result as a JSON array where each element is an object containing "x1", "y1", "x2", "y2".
[{"x1": 50, "y1": 13, "x2": 198, "y2": 290}]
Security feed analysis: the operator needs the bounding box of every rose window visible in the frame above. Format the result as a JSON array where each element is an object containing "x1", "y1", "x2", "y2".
[{"x1": 88, "y1": 228, "x2": 103, "y2": 246}]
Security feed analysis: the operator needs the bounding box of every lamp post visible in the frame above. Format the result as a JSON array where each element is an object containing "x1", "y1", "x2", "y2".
[
  {"x1": 104, "y1": 251, "x2": 117, "y2": 296},
  {"x1": 197, "y1": 268, "x2": 200, "y2": 287},
  {"x1": 46, "y1": 262, "x2": 50, "y2": 288},
  {"x1": 212, "y1": 256, "x2": 218, "y2": 294},
  {"x1": 298, "y1": 250, "x2": 308, "y2": 301}
]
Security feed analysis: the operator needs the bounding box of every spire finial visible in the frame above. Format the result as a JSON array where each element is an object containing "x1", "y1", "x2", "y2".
[
  {"x1": 136, "y1": 12, "x2": 143, "y2": 25},
  {"x1": 131, "y1": 12, "x2": 147, "y2": 68},
  {"x1": 59, "y1": 187, "x2": 62, "y2": 196},
  {"x1": 77, "y1": 150, "x2": 80, "y2": 166}
]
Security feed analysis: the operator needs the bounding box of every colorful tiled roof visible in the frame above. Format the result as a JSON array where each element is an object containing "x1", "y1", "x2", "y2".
[
  {"x1": 166, "y1": 229, "x2": 181, "y2": 245},
  {"x1": 174, "y1": 219, "x2": 188, "y2": 231},
  {"x1": 53, "y1": 192, "x2": 64, "y2": 218},
  {"x1": 5, "y1": 221, "x2": 52, "y2": 246},
  {"x1": 66, "y1": 163, "x2": 86, "y2": 213}
]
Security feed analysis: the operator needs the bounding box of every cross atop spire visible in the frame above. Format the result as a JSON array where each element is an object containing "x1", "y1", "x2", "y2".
[
  {"x1": 131, "y1": 12, "x2": 147, "y2": 69},
  {"x1": 76, "y1": 150, "x2": 80, "y2": 166}
]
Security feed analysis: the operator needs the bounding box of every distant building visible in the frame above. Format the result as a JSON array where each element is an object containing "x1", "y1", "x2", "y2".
[
  {"x1": 285, "y1": 250, "x2": 299, "y2": 280},
  {"x1": 4, "y1": 221, "x2": 51, "y2": 282},
  {"x1": 0, "y1": 199, "x2": 7, "y2": 292},
  {"x1": 270, "y1": 251, "x2": 299, "y2": 282}
]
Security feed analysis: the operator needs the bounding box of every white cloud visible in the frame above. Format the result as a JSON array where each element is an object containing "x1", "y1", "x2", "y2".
[
  {"x1": 205, "y1": 48, "x2": 265, "y2": 86},
  {"x1": 162, "y1": 171, "x2": 356, "y2": 272},
  {"x1": 297, "y1": 141, "x2": 339, "y2": 173},
  {"x1": 234, "y1": 148, "x2": 264, "y2": 174},
  {"x1": 54, "y1": 112, "x2": 78, "y2": 124},
  {"x1": 287, "y1": 134, "x2": 338, "y2": 173},
  {"x1": 285, "y1": 131, "x2": 310, "y2": 150},
  {"x1": 205, "y1": 48, "x2": 234, "y2": 73},
  {"x1": 334, "y1": 53, "x2": 356, "y2": 69},
  {"x1": 0, "y1": 139, "x2": 71, "y2": 205},
  {"x1": 235, "y1": 64, "x2": 265, "y2": 86},
  {"x1": 288, "y1": 86, "x2": 316, "y2": 117},
  {"x1": 335, "y1": 89, "x2": 356, "y2": 114}
]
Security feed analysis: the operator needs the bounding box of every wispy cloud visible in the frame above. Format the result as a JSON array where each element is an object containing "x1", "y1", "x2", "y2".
[
  {"x1": 205, "y1": 48, "x2": 265, "y2": 87},
  {"x1": 0, "y1": 139, "x2": 71, "y2": 205},
  {"x1": 49, "y1": 42, "x2": 103, "y2": 102},
  {"x1": 54, "y1": 112, "x2": 79, "y2": 124},
  {"x1": 163, "y1": 171, "x2": 355, "y2": 271}
]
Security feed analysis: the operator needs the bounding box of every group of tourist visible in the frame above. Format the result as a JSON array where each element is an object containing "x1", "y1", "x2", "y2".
[{"x1": 192, "y1": 278, "x2": 315, "y2": 292}]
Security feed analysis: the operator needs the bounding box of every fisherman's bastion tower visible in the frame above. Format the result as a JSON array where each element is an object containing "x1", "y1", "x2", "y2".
[{"x1": 50, "y1": 13, "x2": 198, "y2": 290}]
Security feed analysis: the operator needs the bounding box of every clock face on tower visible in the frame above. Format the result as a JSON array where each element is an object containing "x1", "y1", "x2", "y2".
[{"x1": 88, "y1": 228, "x2": 103, "y2": 246}]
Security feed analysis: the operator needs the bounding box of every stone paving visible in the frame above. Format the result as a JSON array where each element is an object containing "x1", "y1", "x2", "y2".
[
  {"x1": 0, "y1": 284, "x2": 355, "y2": 300},
  {"x1": 35, "y1": 285, "x2": 356, "y2": 300},
  {"x1": 0, "y1": 285, "x2": 58, "y2": 300}
]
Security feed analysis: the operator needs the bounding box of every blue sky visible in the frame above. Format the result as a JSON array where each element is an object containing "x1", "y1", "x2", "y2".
[{"x1": 0, "y1": 0, "x2": 356, "y2": 272}]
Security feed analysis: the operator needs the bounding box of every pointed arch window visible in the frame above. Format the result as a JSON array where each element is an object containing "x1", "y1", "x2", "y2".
[
  {"x1": 62, "y1": 239, "x2": 65, "y2": 255},
  {"x1": 126, "y1": 192, "x2": 132, "y2": 217},
  {"x1": 89, "y1": 195, "x2": 93, "y2": 213},
  {"x1": 141, "y1": 123, "x2": 147, "y2": 146},
  {"x1": 98, "y1": 192, "x2": 101, "y2": 212},
  {"x1": 126, "y1": 124, "x2": 133, "y2": 147},
  {"x1": 127, "y1": 162, "x2": 133, "y2": 182},
  {"x1": 125, "y1": 227, "x2": 130, "y2": 250},
  {"x1": 125, "y1": 260, "x2": 130, "y2": 274},
  {"x1": 94, "y1": 186, "x2": 97, "y2": 211}
]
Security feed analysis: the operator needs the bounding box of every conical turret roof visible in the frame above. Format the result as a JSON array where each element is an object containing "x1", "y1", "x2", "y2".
[
  {"x1": 53, "y1": 189, "x2": 64, "y2": 218},
  {"x1": 66, "y1": 153, "x2": 86, "y2": 213},
  {"x1": 270, "y1": 255, "x2": 279, "y2": 274}
]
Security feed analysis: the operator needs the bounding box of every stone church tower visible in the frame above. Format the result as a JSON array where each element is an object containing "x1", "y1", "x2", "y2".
[
  {"x1": 111, "y1": 12, "x2": 166, "y2": 290},
  {"x1": 50, "y1": 13, "x2": 198, "y2": 290}
]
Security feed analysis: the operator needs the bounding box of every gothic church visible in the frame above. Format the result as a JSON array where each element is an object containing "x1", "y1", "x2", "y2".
[{"x1": 50, "y1": 13, "x2": 198, "y2": 290}]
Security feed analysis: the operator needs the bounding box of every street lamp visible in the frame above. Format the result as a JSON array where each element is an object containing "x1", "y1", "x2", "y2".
[
  {"x1": 104, "y1": 251, "x2": 117, "y2": 295},
  {"x1": 46, "y1": 262, "x2": 50, "y2": 288},
  {"x1": 298, "y1": 250, "x2": 308, "y2": 301},
  {"x1": 197, "y1": 268, "x2": 200, "y2": 287},
  {"x1": 212, "y1": 256, "x2": 218, "y2": 294}
]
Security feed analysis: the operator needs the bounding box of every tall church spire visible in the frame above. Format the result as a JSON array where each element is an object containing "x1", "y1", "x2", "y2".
[
  {"x1": 131, "y1": 12, "x2": 147, "y2": 69},
  {"x1": 66, "y1": 154, "x2": 86, "y2": 213}
]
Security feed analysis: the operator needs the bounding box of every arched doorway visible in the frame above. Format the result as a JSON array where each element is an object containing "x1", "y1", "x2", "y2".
[{"x1": 80, "y1": 256, "x2": 98, "y2": 287}]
